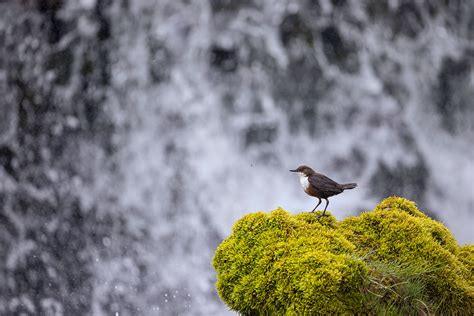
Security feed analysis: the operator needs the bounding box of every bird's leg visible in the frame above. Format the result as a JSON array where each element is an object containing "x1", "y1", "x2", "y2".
[
  {"x1": 311, "y1": 198, "x2": 322, "y2": 213},
  {"x1": 319, "y1": 199, "x2": 329, "y2": 218}
]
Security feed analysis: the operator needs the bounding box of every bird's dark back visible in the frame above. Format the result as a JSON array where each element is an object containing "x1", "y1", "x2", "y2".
[{"x1": 308, "y1": 173, "x2": 343, "y2": 198}]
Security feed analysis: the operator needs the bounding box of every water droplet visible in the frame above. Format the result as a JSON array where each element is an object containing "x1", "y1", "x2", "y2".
[{"x1": 102, "y1": 237, "x2": 111, "y2": 247}]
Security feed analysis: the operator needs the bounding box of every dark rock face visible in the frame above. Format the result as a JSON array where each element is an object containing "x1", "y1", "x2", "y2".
[
  {"x1": 370, "y1": 158, "x2": 429, "y2": 207},
  {"x1": 392, "y1": 2, "x2": 425, "y2": 38},
  {"x1": 210, "y1": 45, "x2": 239, "y2": 73},
  {"x1": 1, "y1": 0, "x2": 473, "y2": 314},
  {"x1": 279, "y1": 13, "x2": 314, "y2": 47},
  {"x1": 435, "y1": 53, "x2": 474, "y2": 133},
  {"x1": 321, "y1": 25, "x2": 359, "y2": 73}
]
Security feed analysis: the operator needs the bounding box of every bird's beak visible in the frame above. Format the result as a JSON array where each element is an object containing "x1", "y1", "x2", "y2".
[{"x1": 289, "y1": 169, "x2": 297, "y2": 172}]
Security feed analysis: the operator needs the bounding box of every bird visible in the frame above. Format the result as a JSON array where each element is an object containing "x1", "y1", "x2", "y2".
[{"x1": 290, "y1": 165, "x2": 357, "y2": 217}]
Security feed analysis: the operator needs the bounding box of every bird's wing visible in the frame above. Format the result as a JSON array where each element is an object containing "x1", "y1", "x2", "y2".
[{"x1": 308, "y1": 173, "x2": 343, "y2": 194}]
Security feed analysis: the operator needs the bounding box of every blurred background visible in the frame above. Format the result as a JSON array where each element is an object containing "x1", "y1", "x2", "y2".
[{"x1": 0, "y1": 0, "x2": 473, "y2": 314}]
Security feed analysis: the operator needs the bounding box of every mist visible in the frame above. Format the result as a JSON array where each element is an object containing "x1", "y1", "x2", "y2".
[{"x1": 1, "y1": 0, "x2": 473, "y2": 314}]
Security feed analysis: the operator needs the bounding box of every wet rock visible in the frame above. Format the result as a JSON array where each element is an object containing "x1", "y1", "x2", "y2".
[
  {"x1": 244, "y1": 123, "x2": 278, "y2": 147},
  {"x1": 435, "y1": 53, "x2": 474, "y2": 133},
  {"x1": 210, "y1": 45, "x2": 239, "y2": 73},
  {"x1": 321, "y1": 25, "x2": 359, "y2": 73}
]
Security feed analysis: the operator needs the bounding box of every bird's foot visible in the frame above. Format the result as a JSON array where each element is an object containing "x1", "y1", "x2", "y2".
[{"x1": 317, "y1": 211, "x2": 328, "y2": 219}]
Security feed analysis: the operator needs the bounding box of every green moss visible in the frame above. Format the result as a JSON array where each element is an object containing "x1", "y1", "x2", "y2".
[
  {"x1": 341, "y1": 198, "x2": 472, "y2": 314},
  {"x1": 459, "y1": 244, "x2": 474, "y2": 286},
  {"x1": 213, "y1": 197, "x2": 474, "y2": 315}
]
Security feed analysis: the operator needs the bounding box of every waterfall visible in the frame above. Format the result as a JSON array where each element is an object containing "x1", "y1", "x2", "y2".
[{"x1": 1, "y1": 0, "x2": 473, "y2": 314}]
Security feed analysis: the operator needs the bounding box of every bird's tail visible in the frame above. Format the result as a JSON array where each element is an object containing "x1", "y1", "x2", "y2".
[{"x1": 340, "y1": 183, "x2": 357, "y2": 190}]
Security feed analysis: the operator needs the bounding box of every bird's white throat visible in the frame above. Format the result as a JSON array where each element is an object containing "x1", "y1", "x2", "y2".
[{"x1": 298, "y1": 173, "x2": 309, "y2": 189}]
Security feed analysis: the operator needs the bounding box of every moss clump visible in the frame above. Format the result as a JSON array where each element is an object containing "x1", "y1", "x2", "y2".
[
  {"x1": 213, "y1": 209, "x2": 367, "y2": 314},
  {"x1": 459, "y1": 245, "x2": 474, "y2": 287},
  {"x1": 213, "y1": 197, "x2": 474, "y2": 315}
]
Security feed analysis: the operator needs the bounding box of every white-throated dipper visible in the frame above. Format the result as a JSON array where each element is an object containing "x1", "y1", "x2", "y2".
[{"x1": 290, "y1": 165, "x2": 357, "y2": 216}]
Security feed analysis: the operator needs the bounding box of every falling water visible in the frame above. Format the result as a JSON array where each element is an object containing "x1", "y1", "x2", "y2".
[{"x1": 1, "y1": 0, "x2": 473, "y2": 314}]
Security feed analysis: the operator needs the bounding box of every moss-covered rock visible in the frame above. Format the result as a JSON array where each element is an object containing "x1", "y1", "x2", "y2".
[{"x1": 213, "y1": 197, "x2": 474, "y2": 315}]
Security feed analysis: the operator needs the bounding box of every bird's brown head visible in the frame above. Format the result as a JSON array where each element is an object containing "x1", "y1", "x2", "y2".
[{"x1": 289, "y1": 165, "x2": 315, "y2": 176}]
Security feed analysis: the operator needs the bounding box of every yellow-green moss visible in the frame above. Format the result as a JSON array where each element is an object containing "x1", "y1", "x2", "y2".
[
  {"x1": 213, "y1": 197, "x2": 474, "y2": 315},
  {"x1": 340, "y1": 198, "x2": 473, "y2": 314},
  {"x1": 459, "y1": 245, "x2": 474, "y2": 287}
]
